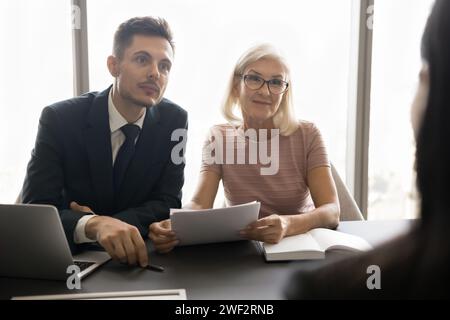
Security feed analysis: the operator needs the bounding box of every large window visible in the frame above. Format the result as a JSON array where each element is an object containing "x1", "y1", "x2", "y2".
[
  {"x1": 0, "y1": 0, "x2": 436, "y2": 220},
  {"x1": 87, "y1": 0, "x2": 353, "y2": 206},
  {"x1": 368, "y1": 0, "x2": 435, "y2": 220},
  {"x1": 0, "y1": 0, "x2": 73, "y2": 203}
]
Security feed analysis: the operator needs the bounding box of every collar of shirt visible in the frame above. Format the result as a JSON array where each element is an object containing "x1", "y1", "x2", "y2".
[{"x1": 108, "y1": 89, "x2": 146, "y2": 133}]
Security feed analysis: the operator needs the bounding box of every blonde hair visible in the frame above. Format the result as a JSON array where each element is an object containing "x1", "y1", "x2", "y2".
[{"x1": 222, "y1": 44, "x2": 298, "y2": 136}]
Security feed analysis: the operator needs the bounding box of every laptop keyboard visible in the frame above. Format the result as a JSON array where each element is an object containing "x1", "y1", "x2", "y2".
[{"x1": 74, "y1": 261, "x2": 96, "y2": 272}]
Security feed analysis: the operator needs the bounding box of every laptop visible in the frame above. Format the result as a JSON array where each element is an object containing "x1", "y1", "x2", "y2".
[{"x1": 0, "y1": 204, "x2": 111, "y2": 281}]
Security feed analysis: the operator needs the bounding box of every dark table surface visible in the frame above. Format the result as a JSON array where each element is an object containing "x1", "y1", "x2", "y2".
[{"x1": 0, "y1": 220, "x2": 414, "y2": 300}]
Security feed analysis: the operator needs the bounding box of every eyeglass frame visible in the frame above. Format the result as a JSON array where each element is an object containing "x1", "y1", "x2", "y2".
[{"x1": 239, "y1": 74, "x2": 290, "y2": 95}]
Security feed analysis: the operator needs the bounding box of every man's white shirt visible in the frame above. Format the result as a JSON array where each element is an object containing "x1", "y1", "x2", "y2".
[{"x1": 73, "y1": 90, "x2": 146, "y2": 244}]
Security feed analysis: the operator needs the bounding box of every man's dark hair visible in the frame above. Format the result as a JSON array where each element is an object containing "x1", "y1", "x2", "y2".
[{"x1": 113, "y1": 16, "x2": 174, "y2": 59}]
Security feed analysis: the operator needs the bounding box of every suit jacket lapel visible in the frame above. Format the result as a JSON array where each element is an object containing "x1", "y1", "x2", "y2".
[
  {"x1": 84, "y1": 87, "x2": 115, "y2": 212},
  {"x1": 115, "y1": 105, "x2": 163, "y2": 208}
]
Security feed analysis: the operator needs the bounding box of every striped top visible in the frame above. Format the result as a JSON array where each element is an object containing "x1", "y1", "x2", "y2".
[{"x1": 200, "y1": 121, "x2": 330, "y2": 218}]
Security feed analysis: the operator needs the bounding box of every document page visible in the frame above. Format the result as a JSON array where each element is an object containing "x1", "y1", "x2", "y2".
[{"x1": 171, "y1": 201, "x2": 260, "y2": 246}]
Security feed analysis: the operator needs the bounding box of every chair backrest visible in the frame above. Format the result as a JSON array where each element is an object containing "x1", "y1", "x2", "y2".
[
  {"x1": 15, "y1": 189, "x2": 23, "y2": 204},
  {"x1": 330, "y1": 163, "x2": 364, "y2": 221}
]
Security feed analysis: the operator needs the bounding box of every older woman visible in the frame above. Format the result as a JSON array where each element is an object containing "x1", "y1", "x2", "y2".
[{"x1": 150, "y1": 44, "x2": 340, "y2": 253}]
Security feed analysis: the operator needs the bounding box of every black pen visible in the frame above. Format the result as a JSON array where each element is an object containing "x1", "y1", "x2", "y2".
[{"x1": 146, "y1": 264, "x2": 165, "y2": 272}]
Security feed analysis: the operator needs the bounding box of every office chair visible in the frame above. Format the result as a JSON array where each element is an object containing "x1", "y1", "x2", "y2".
[
  {"x1": 15, "y1": 189, "x2": 22, "y2": 204},
  {"x1": 330, "y1": 163, "x2": 364, "y2": 221}
]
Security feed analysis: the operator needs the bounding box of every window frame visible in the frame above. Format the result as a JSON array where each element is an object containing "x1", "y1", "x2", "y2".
[{"x1": 71, "y1": 0, "x2": 376, "y2": 219}]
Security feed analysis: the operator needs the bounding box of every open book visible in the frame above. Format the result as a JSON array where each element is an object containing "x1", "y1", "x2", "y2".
[{"x1": 261, "y1": 228, "x2": 372, "y2": 261}]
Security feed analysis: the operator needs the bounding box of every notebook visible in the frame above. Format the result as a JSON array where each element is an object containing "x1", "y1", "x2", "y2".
[
  {"x1": 170, "y1": 201, "x2": 260, "y2": 246},
  {"x1": 12, "y1": 289, "x2": 187, "y2": 300},
  {"x1": 260, "y1": 228, "x2": 372, "y2": 261}
]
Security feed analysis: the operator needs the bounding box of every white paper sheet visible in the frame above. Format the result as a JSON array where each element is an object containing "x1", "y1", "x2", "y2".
[{"x1": 171, "y1": 201, "x2": 260, "y2": 246}]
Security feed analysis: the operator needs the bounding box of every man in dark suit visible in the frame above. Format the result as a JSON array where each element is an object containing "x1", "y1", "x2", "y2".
[{"x1": 21, "y1": 17, "x2": 187, "y2": 268}]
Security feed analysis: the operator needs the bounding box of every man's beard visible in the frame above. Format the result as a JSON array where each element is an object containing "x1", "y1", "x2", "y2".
[{"x1": 123, "y1": 90, "x2": 162, "y2": 108}]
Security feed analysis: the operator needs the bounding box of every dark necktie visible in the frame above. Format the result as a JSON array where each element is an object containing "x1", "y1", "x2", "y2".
[{"x1": 113, "y1": 124, "x2": 141, "y2": 194}]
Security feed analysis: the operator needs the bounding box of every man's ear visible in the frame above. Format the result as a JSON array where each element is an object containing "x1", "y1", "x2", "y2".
[{"x1": 107, "y1": 55, "x2": 119, "y2": 77}]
